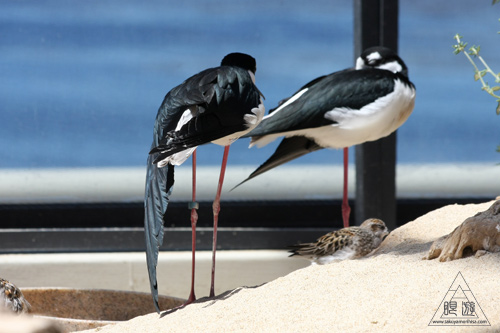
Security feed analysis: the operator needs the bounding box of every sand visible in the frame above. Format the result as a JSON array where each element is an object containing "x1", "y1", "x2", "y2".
[{"x1": 80, "y1": 200, "x2": 500, "y2": 332}]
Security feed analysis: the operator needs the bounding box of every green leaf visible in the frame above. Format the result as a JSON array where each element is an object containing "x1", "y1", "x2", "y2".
[
  {"x1": 492, "y1": 86, "x2": 500, "y2": 91},
  {"x1": 493, "y1": 0, "x2": 500, "y2": 5},
  {"x1": 497, "y1": 101, "x2": 500, "y2": 115},
  {"x1": 468, "y1": 45, "x2": 481, "y2": 56},
  {"x1": 452, "y1": 35, "x2": 467, "y2": 54},
  {"x1": 475, "y1": 70, "x2": 487, "y2": 81}
]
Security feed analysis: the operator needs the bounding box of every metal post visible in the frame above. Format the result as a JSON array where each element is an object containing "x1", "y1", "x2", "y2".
[{"x1": 353, "y1": 0, "x2": 399, "y2": 229}]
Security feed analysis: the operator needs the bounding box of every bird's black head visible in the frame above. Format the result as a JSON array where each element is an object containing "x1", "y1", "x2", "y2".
[
  {"x1": 221, "y1": 53, "x2": 257, "y2": 74},
  {"x1": 356, "y1": 46, "x2": 409, "y2": 77}
]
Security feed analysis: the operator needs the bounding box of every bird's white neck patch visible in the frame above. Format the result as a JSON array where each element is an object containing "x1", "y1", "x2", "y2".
[
  {"x1": 376, "y1": 60, "x2": 402, "y2": 74},
  {"x1": 356, "y1": 52, "x2": 403, "y2": 74},
  {"x1": 367, "y1": 51, "x2": 382, "y2": 62},
  {"x1": 355, "y1": 57, "x2": 365, "y2": 70},
  {"x1": 356, "y1": 51, "x2": 383, "y2": 70}
]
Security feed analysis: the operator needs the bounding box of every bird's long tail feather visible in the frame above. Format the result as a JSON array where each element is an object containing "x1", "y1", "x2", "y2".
[
  {"x1": 234, "y1": 136, "x2": 323, "y2": 189},
  {"x1": 144, "y1": 154, "x2": 175, "y2": 313}
]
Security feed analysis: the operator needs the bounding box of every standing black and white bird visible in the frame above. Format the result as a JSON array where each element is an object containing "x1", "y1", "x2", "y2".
[
  {"x1": 144, "y1": 53, "x2": 265, "y2": 313},
  {"x1": 238, "y1": 47, "x2": 416, "y2": 227}
]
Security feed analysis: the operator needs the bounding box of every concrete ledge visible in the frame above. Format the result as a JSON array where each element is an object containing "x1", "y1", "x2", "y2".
[
  {"x1": 0, "y1": 163, "x2": 498, "y2": 204},
  {"x1": 0, "y1": 250, "x2": 309, "y2": 299}
]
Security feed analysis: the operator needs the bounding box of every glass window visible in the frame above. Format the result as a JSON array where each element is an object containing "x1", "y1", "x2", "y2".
[
  {"x1": 398, "y1": 1, "x2": 500, "y2": 164},
  {"x1": 1, "y1": 0, "x2": 498, "y2": 205}
]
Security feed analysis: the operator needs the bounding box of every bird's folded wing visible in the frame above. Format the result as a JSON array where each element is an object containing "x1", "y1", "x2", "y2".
[
  {"x1": 150, "y1": 111, "x2": 250, "y2": 163},
  {"x1": 151, "y1": 68, "x2": 261, "y2": 163},
  {"x1": 247, "y1": 68, "x2": 398, "y2": 138}
]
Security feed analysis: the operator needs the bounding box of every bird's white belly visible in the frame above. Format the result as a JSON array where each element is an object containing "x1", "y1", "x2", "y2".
[
  {"x1": 298, "y1": 79, "x2": 415, "y2": 149},
  {"x1": 316, "y1": 79, "x2": 415, "y2": 148},
  {"x1": 313, "y1": 247, "x2": 356, "y2": 265}
]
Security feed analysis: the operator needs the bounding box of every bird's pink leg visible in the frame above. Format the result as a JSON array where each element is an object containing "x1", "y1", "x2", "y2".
[
  {"x1": 342, "y1": 147, "x2": 351, "y2": 228},
  {"x1": 209, "y1": 145, "x2": 230, "y2": 298},
  {"x1": 185, "y1": 150, "x2": 198, "y2": 306}
]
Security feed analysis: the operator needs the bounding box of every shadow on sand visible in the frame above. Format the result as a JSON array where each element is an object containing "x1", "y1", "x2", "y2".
[{"x1": 160, "y1": 284, "x2": 265, "y2": 317}]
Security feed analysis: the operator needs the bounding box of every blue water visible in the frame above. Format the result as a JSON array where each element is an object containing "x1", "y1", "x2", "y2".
[{"x1": 1, "y1": 0, "x2": 499, "y2": 168}]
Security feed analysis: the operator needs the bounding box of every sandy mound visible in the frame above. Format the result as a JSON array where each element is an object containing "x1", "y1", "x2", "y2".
[{"x1": 80, "y1": 201, "x2": 500, "y2": 332}]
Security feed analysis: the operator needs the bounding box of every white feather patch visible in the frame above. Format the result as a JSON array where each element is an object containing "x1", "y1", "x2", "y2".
[
  {"x1": 367, "y1": 51, "x2": 382, "y2": 62},
  {"x1": 314, "y1": 247, "x2": 356, "y2": 265},
  {"x1": 155, "y1": 108, "x2": 198, "y2": 167},
  {"x1": 157, "y1": 147, "x2": 197, "y2": 167},
  {"x1": 377, "y1": 60, "x2": 403, "y2": 74},
  {"x1": 243, "y1": 99, "x2": 265, "y2": 127},
  {"x1": 175, "y1": 108, "x2": 195, "y2": 131},
  {"x1": 355, "y1": 56, "x2": 365, "y2": 70},
  {"x1": 266, "y1": 88, "x2": 308, "y2": 117}
]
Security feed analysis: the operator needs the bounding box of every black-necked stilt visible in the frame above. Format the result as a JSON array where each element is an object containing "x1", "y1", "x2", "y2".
[
  {"x1": 239, "y1": 47, "x2": 415, "y2": 228},
  {"x1": 144, "y1": 53, "x2": 265, "y2": 312}
]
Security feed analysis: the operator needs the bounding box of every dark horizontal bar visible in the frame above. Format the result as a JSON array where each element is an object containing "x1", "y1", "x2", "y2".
[
  {"x1": 0, "y1": 198, "x2": 489, "y2": 230},
  {"x1": 0, "y1": 200, "x2": 343, "y2": 229},
  {"x1": 0, "y1": 197, "x2": 490, "y2": 253},
  {"x1": 0, "y1": 227, "x2": 333, "y2": 254}
]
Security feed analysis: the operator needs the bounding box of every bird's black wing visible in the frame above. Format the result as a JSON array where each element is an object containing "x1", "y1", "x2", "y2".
[
  {"x1": 144, "y1": 154, "x2": 174, "y2": 313},
  {"x1": 234, "y1": 136, "x2": 323, "y2": 188},
  {"x1": 151, "y1": 66, "x2": 261, "y2": 163},
  {"x1": 247, "y1": 68, "x2": 395, "y2": 138}
]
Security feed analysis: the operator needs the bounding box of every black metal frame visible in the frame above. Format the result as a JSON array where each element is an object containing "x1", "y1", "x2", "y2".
[{"x1": 354, "y1": 0, "x2": 399, "y2": 229}]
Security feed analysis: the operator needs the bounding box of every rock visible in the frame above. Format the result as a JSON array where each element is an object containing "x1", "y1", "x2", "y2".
[{"x1": 425, "y1": 200, "x2": 500, "y2": 261}]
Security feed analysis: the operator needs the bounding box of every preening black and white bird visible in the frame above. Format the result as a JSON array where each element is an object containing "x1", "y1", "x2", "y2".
[
  {"x1": 238, "y1": 46, "x2": 416, "y2": 227},
  {"x1": 144, "y1": 53, "x2": 265, "y2": 313}
]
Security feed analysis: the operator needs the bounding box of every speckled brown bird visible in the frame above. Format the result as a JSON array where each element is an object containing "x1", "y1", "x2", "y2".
[
  {"x1": 0, "y1": 278, "x2": 31, "y2": 314},
  {"x1": 289, "y1": 218, "x2": 389, "y2": 265}
]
